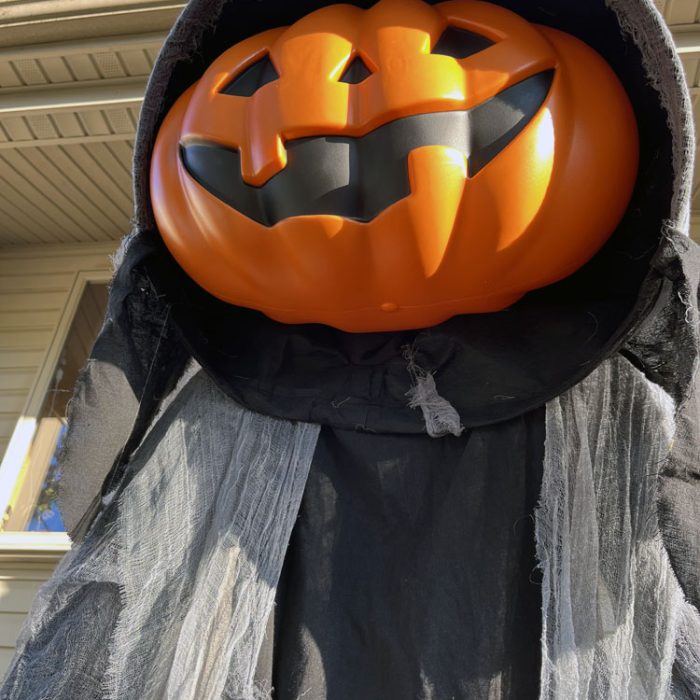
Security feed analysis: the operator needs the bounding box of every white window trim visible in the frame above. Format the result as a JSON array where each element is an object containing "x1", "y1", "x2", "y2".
[
  {"x1": 0, "y1": 531, "x2": 71, "y2": 563},
  {"x1": 0, "y1": 267, "x2": 111, "y2": 550}
]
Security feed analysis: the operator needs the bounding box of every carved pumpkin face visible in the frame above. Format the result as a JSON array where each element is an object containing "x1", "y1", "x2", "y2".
[{"x1": 151, "y1": 0, "x2": 638, "y2": 332}]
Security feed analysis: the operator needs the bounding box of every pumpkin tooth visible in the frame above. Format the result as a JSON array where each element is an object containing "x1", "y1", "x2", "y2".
[
  {"x1": 240, "y1": 115, "x2": 287, "y2": 186},
  {"x1": 406, "y1": 146, "x2": 466, "y2": 278}
]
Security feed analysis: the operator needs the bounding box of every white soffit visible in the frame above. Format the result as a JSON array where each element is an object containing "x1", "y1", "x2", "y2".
[
  {"x1": 0, "y1": 1, "x2": 176, "y2": 247},
  {"x1": 0, "y1": 0, "x2": 697, "y2": 246}
]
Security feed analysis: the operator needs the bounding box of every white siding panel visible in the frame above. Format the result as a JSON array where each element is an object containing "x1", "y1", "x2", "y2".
[
  {"x1": 20, "y1": 149, "x2": 112, "y2": 240},
  {"x1": 0, "y1": 292, "x2": 64, "y2": 313},
  {"x1": 0, "y1": 649, "x2": 16, "y2": 677},
  {"x1": 0, "y1": 578, "x2": 43, "y2": 613},
  {"x1": 0, "y1": 273, "x2": 76, "y2": 294},
  {"x1": 0, "y1": 393, "x2": 26, "y2": 414},
  {"x1": 0, "y1": 611, "x2": 25, "y2": 646},
  {"x1": 0, "y1": 561, "x2": 63, "y2": 679},
  {"x1": 0, "y1": 371, "x2": 37, "y2": 392},
  {"x1": 0, "y1": 330, "x2": 54, "y2": 351},
  {"x1": 0, "y1": 250, "x2": 116, "y2": 275},
  {"x1": 0, "y1": 352, "x2": 45, "y2": 371}
]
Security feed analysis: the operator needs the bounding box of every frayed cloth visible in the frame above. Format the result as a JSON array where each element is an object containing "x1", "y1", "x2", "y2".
[
  {"x1": 404, "y1": 346, "x2": 464, "y2": 438},
  {"x1": 1, "y1": 371, "x2": 320, "y2": 700},
  {"x1": 536, "y1": 356, "x2": 700, "y2": 699},
  {"x1": 3, "y1": 357, "x2": 700, "y2": 699}
]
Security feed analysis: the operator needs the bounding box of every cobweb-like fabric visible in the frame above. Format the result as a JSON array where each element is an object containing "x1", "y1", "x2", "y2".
[
  {"x1": 0, "y1": 371, "x2": 320, "y2": 700},
  {"x1": 536, "y1": 356, "x2": 700, "y2": 699}
]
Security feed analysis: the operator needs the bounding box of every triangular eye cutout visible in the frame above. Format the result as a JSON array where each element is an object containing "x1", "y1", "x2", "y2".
[
  {"x1": 432, "y1": 26, "x2": 495, "y2": 59},
  {"x1": 340, "y1": 56, "x2": 372, "y2": 84},
  {"x1": 221, "y1": 55, "x2": 279, "y2": 97}
]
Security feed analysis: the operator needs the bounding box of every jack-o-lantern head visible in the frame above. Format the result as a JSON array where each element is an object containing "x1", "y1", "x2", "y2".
[{"x1": 151, "y1": 0, "x2": 639, "y2": 332}]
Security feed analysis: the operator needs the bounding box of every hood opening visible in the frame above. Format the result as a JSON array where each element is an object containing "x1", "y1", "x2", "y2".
[{"x1": 125, "y1": 0, "x2": 691, "y2": 431}]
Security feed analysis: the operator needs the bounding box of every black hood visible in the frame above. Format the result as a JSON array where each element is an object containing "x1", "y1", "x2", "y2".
[
  {"x1": 59, "y1": 0, "x2": 700, "y2": 537},
  {"x1": 126, "y1": 0, "x2": 695, "y2": 429}
]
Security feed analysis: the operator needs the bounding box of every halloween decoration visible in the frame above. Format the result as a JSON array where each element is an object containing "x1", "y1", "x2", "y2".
[
  {"x1": 151, "y1": 0, "x2": 639, "y2": 331},
  {"x1": 2, "y1": 0, "x2": 699, "y2": 698}
]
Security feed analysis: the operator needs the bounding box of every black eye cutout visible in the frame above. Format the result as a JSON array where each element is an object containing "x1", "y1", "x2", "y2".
[
  {"x1": 221, "y1": 55, "x2": 279, "y2": 97},
  {"x1": 432, "y1": 26, "x2": 495, "y2": 59},
  {"x1": 340, "y1": 56, "x2": 373, "y2": 84}
]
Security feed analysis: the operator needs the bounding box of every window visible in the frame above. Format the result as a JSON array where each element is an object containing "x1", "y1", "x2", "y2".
[{"x1": 0, "y1": 282, "x2": 108, "y2": 534}]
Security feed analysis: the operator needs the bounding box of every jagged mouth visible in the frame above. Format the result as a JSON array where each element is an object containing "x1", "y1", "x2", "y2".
[{"x1": 181, "y1": 70, "x2": 553, "y2": 226}]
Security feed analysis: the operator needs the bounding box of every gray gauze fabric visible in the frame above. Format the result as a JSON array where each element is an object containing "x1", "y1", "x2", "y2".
[
  {"x1": 0, "y1": 370, "x2": 320, "y2": 700},
  {"x1": 58, "y1": 234, "x2": 191, "y2": 539},
  {"x1": 536, "y1": 355, "x2": 700, "y2": 700}
]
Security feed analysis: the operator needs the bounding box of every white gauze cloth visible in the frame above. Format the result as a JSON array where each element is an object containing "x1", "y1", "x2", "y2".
[
  {"x1": 536, "y1": 356, "x2": 700, "y2": 699},
  {"x1": 1, "y1": 370, "x2": 320, "y2": 700}
]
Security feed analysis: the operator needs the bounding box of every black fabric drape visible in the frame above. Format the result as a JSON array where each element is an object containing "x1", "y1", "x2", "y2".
[{"x1": 255, "y1": 413, "x2": 545, "y2": 700}]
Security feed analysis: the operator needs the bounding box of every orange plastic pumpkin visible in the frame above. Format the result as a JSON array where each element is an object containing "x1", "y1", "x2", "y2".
[{"x1": 151, "y1": 0, "x2": 639, "y2": 332}]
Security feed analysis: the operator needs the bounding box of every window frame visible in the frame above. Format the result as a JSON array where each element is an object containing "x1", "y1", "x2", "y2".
[{"x1": 0, "y1": 268, "x2": 111, "y2": 551}]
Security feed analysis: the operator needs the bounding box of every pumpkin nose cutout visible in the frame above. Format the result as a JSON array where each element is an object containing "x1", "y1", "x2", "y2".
[{"x1": 340, "y1": 56, "x2": 373, "y2": 84}]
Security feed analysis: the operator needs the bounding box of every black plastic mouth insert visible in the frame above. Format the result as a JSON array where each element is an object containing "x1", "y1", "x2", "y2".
[{"x1": 181, "y1": 70, "x2": 553, "y2": 226}]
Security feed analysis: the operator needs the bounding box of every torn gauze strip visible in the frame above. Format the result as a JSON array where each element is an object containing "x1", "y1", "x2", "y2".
[
  {"x1": 536, "y1": 355, "x2": 700, "y2": 700},
  {"x1": 404, "y1": 345, "x2": 464, "y2": 438}
]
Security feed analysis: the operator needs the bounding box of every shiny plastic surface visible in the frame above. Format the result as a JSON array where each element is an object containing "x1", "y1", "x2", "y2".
[{"x1": 151, "y1": 0, "x2": 640, "y2": 332}]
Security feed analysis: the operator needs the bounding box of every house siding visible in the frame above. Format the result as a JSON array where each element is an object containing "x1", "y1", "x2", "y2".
[
  {"x1": 0, "y1": 242, "x2": 116, "y2": 461},
  {"x1": 0, "y1": 559, "x2": 68, "y2": 678},
  {"x1": 0, "y1": 563, "x2": 60, "y2": 675}
]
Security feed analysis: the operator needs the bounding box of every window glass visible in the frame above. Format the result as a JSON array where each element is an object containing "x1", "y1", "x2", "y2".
[{"x1": 2, "y1": 282, "x2": 108, "y2": 533}]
